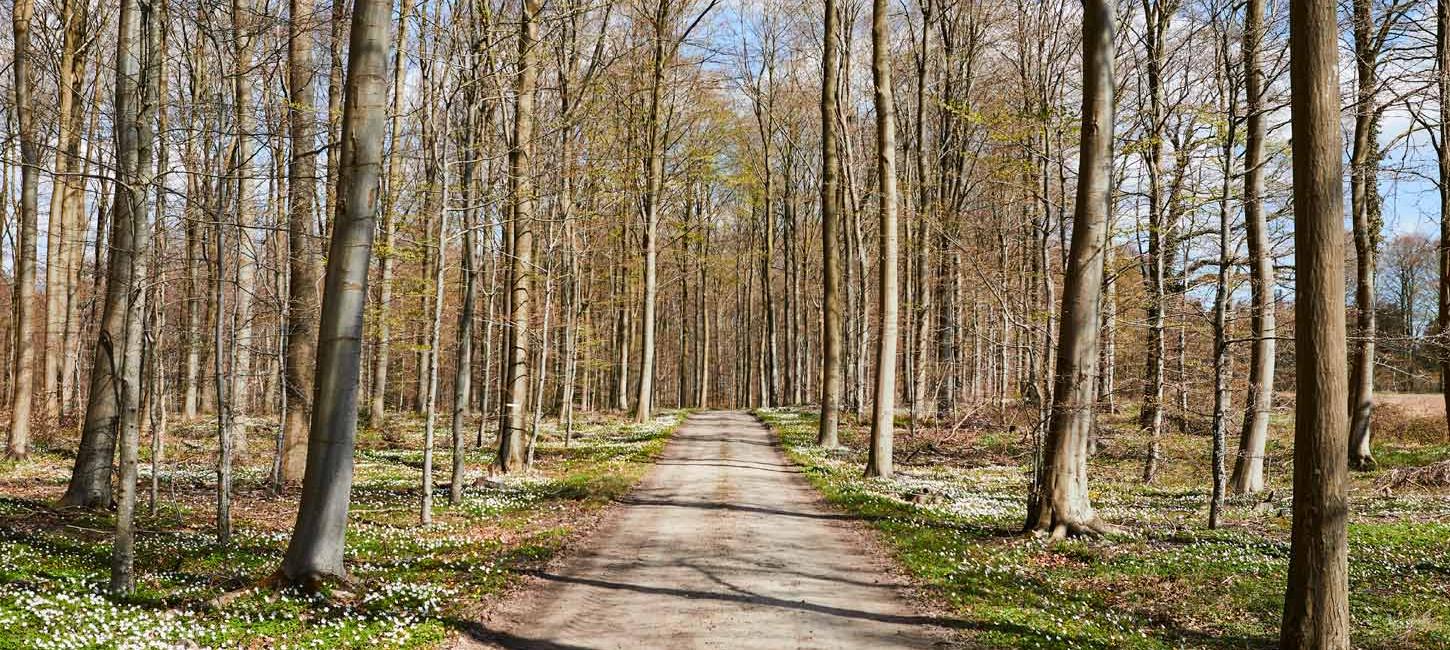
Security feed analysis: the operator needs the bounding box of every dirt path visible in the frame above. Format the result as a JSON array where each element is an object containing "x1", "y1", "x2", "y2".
[{"x1": 459, "y1": 411, "x2": 955, "y2": 649}]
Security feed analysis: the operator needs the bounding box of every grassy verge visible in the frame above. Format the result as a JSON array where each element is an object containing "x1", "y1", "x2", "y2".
[
  {"x1": 756, "y1": 407, "x2": 1450, "y2": 650},
  {"x1": 0, "y1": 410, "x2": 683, "y2": 649}
]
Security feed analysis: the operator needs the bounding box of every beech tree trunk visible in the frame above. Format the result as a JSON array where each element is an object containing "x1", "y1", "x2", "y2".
[
  {"x1": 635, "y1": 0, "x2": 668, "y2": 424},
  {"x1": 1347, "y1": 0, "x2": 1384, "y2": 470},
  {"x1": 6, "y1": 0, "x2": 38, "y2": 459},
  {"x1": 369, "y1": 0, "x2": 412, "y2": 428},
  {"x1": 1024, "y1": 0, "x2": 1115, "y2": 539},
  {"x1": 817, "y1": 0, "x2": 843, "y2": 448},
  {"x1": 498, "y1": 0, "x2": 541, "y2": 473},
  {"x1": 282, "y1": 0, "x2": 321, "y2": 484},
  {"x1": 1138, "y1": 0, "x2": 1171, "y2": 483},
  {"x1": 1280, "y1": 0, "x2": 1351, "y2": 644},
  {"x1": 1439, "y1": 0, "x2": 1450, "y2": 437},
  {"x1": 864, "y1": 0, "x2": 898, "y2": 479},
  {"x1": 42, "y1": 0, "x2": 89, "y2": 426},
  {"x1": 280, "y1": 0, "x2": 391, "y2": 584},
  {"x1": 1232, "y1": 0, "x2": 1275, "y2": 495},
  {"x1": 108, "y1": 0, "x2": 155, "y2": 592}
]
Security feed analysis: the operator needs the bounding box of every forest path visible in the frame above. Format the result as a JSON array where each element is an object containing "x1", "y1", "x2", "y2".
[{"x1": 458, "y1": 410, "x2": 954, "y2": 649}]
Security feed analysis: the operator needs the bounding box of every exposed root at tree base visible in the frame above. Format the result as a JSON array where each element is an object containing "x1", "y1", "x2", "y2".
[{"x1": 1027, "y1": 516, "x2": 1122, "y2": 541}]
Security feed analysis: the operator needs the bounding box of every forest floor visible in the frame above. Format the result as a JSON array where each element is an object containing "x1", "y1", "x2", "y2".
[
  {"x1": 0, "y1": 409, "x2": 684, "y2": 649},
  {"x1": 460, "y1": 410, "x2": 955, "y2": 649},
  {"x1": 756, "y1": 398, "x2": 1450, "y2": 650}
]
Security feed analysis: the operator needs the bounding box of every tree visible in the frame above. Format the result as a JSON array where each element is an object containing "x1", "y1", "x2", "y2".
[
  {"x1": 1137, "y1": 0, "x2": 1180, "y2": 483},
  {"x1": 280, "y1": 0, "x2": 392, "y2": 584},
  {"x1": 41, "y1": 0, "x2": 92, "y2": 428},
  {"x1": 498, "y1": 0, "x2": 542, "y2": 473},
  {"x1": 864, "y1": 0, "x2": 899, "y2": 479},
  {"x1": 1347, "y1": 0, "x2": 1393, "y2": 470},
  {"x1": 1024, "y1": 0, "x2": 1115, "y2": 538},
  {"x1": 368, "y1": 0, "x2": 413, "y2": 428},
  {"x1": 1440, "y1": 0, "x2": 1450, "y2": 436},
  {"x1": 282, "y1": 0, "x2": 322, "y2": 484},
  {"x1": 1231, "y1": 0, "x2": 1276, "y2": 495},
  {"x1": 6, "y1": 0, "x2": 39, "y2": 459},
  {"x1": 1279, "y1": 0, "x2": 1351, "y2": 643},
  {"x1": 817, "y1": 0, "x2": 843, "y2": 448},
  {"x1": 108, "y1": 0, "x2": 158, "y2": 592}
]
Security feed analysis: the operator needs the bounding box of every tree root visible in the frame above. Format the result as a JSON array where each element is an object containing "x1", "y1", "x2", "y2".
[{"x1": 1028, "y1": 515, "x2": 1124, "y2": 541}]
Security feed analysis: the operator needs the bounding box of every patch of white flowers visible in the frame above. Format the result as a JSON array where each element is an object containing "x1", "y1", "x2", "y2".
[{"x1": 0, "y1": 583, "x2": 212, "y2": 650}]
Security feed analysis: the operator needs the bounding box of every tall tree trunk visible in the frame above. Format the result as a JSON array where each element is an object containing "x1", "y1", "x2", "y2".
[
  {"x1": 452, "y1": 86, "x2": 480, "y2": 503},
  {"x1": 1138, "y1": 0, "x2": 1172, "y2": 483},
  {"x1": 864, "y1": 0, "x2": 899, "y2": 479},
  {"x1": 43, "y1": 0, "x2": 88, "y2": 425},
  {"x1": 1438, "y1": 0, "x2": 1450, "y2": 438},
  {"x1": 282, "y1": 0, "x2": 322, "y2": 484},
  {"x1": 229, "y1": 0, "x2": 260, "y2": 440},
  {"x1": 1209, "y1": 45, "x2": 1236, "y2": 528},
  {"x1": 1024, "y1": 0, "x2": 1115, "y2": 539},
  {"x1": 280, "y1": 0, "x2": 391, "y2": 584},
  {"x1": 107, "y1": 0, "x2": 155, "y2": 591},
  {"x1": 59, "y1": 9, "x2": 154, "y2": 508},
  {"x1": 6, "y1": 0, "x2": 38, "y2": 459},
  {"x1": 1280, "y1": 0, "x2": 1351, "y2": 643},
  {"x1": 1232, "y1": 0, "x2": 1275, "y2": 494},
  {"x1": 420, "y1": 110, "x2": 448, "y2": 525},
  {"x1": 497, "y1": 0, "x2": 541, "y2": 473},
  {"x1": 634, "y1": 0, "x2": 668, "y2": 423},
  {"x1": 1347, "y1": 0, "x2": 1381, "y2": 470},
  {"x1": 818, "y1": 0, "x2": 843, "y2": 447},
  {"x1": 369, "y1": 0, "x2": 412, "y2": 428}
]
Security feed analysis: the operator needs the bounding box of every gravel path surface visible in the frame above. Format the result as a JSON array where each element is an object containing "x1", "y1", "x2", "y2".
[{"x1": 459, "y1": 410, "x2": 955, "y2": 649}]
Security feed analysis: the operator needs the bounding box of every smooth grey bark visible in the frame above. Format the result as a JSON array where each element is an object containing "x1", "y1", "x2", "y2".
[
  {"x1": 1231, "y1": 0, "x2": 1275, "y2": 495},
  {"x1": 280, "y1": 0, "x2": 391, "y2": 584},
  {"x1": 498, "y1": 0, "x2": 541, "y2": 473},
  {"x1": 420, "y1": 118, "x2": 447, "y2": 525},
  {"x1": 452, "y1": 82, "x2": 480, "y2": 504},
  {"x1": 1209, "y1": 32, "x2": 1236, "y2": 528},
  {"x1": 60, "y1": 0, "x2": 155, "y2": 509},
  {"x1": 108, "y1": 0, "x2": 155, "y2": 592},
  {"x1": 1280, "y1": 0, "x2": 1351, "y2": 644},
  {"x1": 1025, "y1": 0, "x2": 1115, "y2": 539},
  {"x1": 229, "y1": 0, "x2": 260, "y2": 437},
  {"x1": 634, "y1": 0, "x2": 668, "y2": 423},
  {"x1": 817, "y1": 0, "x2": 843, "y2": 448},
  {"x1": 864, "y1": 0, "x2": 899, "y2": 479}
]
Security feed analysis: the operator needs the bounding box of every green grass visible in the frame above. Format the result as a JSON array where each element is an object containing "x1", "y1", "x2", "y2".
[
  {"x1": 757, "y1": 407, "x2": 1450, "y2": 650},
  {"x1": 0, "y1": 410, "x2": 682, "y2": 649}
]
